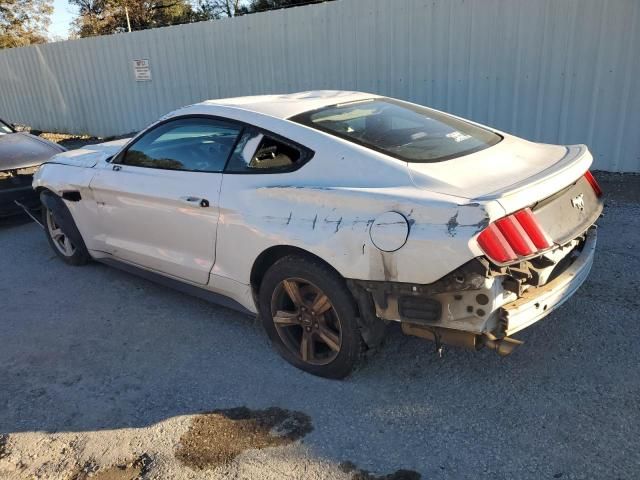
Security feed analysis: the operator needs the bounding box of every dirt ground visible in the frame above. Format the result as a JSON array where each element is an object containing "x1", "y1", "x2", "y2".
[{"x1": 0, "y1": 171, "x2": 638, "y2": 479}]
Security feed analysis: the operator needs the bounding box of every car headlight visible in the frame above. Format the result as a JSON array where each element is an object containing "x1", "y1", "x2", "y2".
[{"x1": 15, "y1": 165, "x2": 40, "y2": 176}]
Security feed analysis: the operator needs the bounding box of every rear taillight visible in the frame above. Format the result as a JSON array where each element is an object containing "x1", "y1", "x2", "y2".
[
  {"x1": 513, "y1": 209, "x2": 552, "y2": 250},
  {"x1": 584, "y1": 170, "x2": 603, "y2": 197},
  {"x1": 477, "y1": 208, "x2": 552, "y2": 264}
]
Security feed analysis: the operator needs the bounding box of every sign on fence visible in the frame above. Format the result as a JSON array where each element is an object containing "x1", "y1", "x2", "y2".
[{"x1": 133, "y1": 59, "x2": 151, "y2": 82}]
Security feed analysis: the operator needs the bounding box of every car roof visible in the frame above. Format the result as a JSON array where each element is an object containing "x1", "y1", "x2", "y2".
[{"x1": 187, "y1": 90, "x2": 380, "y2": 120}]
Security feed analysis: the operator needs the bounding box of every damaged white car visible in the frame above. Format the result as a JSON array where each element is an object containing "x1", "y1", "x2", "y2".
[{"x1": 33, "y1": 91, "x2": 603, "y2": 378}]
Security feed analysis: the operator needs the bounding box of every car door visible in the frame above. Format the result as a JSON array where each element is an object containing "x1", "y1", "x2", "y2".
[
  {"x1": 213, "y1": 126, "x2": 315, "y2": 284},
  {"x1": 89, "y1": 116, "x2": 243, "y2": 285}
]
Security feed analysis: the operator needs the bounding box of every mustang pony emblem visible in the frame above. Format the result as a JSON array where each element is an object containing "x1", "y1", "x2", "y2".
[{"x1": 571, "y1": 193, "x2": 585, "y2": 211}]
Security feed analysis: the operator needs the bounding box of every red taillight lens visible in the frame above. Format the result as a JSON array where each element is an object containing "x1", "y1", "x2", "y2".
[
  {"x1": 477, "y1": 208, "x2": 552, "y2": 264},
  {"x1": 584, "y1": 170, "x2": 603, "y2": 197},
  {"x1": 495, "y1": 215, "x2": 537, "y2": 256},
  {"x1": 477, "y1": 224, "x2": 517, "y2": 263},
  {"x1": 513, "y1": 208, "x2": 552, "y2": 250}
]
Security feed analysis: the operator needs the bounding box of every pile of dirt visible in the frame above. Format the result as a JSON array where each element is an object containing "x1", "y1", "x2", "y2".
[
  {"x1": 39, "y1": 132, "x2": 98, "y2": 150},
  {"x1": 175, "y1": 407, "x2": 313, "y2": 470},
  {"x1": 38, "y1": 132, "x2": 135, "y2": 150}
]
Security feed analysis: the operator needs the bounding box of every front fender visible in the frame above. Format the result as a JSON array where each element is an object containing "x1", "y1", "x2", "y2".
[
  {"x1": 40, "y1": 190, "x2": 86, "y2": 251},
  {"x1": 33, "y1": 163, "x2": 96, "y2": 196}
]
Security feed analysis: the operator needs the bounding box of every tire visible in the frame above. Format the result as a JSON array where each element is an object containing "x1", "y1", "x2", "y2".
[
  {"x1": 42, "y1": 197, "x2": 91, "y2": 266},
  {"x1": 259, "y1": 254, "x2": 364, "y2": 379}
]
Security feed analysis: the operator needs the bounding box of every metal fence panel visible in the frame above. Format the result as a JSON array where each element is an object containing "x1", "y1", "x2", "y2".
[{"x1": 0, "y1": 0, "x2": 638, "y2": 171}]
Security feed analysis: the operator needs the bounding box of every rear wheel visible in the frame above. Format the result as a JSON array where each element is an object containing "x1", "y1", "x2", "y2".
[
  {"x1": 43, "y1": 203, "x2": 90, "y2": 266},
  {"x1": 259, "y1": 255, "x2": 364, "y2": 379}
]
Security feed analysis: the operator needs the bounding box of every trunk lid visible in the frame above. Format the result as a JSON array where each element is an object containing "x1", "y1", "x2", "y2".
[
  {"x1": 531, "y1": 175, "x2": 602, "y2": 246},
  {"x1": 407, "y1": 134, "x2": 593, "y2": 214}
]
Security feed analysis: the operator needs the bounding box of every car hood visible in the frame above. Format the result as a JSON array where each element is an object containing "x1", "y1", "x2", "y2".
[
  {"x1": 46, "y1": 138, "x2": 131, "y2": 168},
  {"x1": 0, "y1": 132, "x2": 65, "y2": 170},
  {"x1": 407, "y1": 133, "x2": 593, "y2": 209}
]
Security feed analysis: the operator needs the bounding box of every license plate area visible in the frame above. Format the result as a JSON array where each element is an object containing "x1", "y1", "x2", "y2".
[{"x1": 533, "y1": 176, "x2": 602, "y2": 245}]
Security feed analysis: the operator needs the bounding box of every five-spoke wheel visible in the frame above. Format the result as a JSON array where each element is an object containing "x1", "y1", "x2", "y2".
[
  {"x1": 271, "y1": 278, "x2": 342, "y2": 365},
  {"x1": 41, "y1": 195, "x2": 91, "y2": 266},
  {"x1": 260, "y1": 255, "x2": 364, "y2": 379},
  {"x1": 46, "y1": 208, "x2": 76, "y2": 257}
]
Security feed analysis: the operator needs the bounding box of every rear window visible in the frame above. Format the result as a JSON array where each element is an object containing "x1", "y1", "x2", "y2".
[{"x1": 291, "y1": 98, "x2": 501, "y2": 163}]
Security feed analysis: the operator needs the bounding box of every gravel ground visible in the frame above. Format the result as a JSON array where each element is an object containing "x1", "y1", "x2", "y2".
[{"x1": 0, "y1": 176, "x2": 638, "y2": 480}]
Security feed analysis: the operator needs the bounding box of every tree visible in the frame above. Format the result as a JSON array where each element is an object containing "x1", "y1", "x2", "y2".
[
  {"x1": 192, "y1": 0, "x2": 244, "y2": 19},
  {"x1": 245, "y1": 0, "x2": 333, "y2": 13},
  {"x1": 70, "y1": 0, "x2": 197, "y2": 37},
  {"x1": 194, "y1": 0, "x2": 335, "y2": 18},
  {"x1": 69, "y1": 0, "x2": 335, "y2": 38},
  {"x1": 0, "y1": 0, "x2": 53, "y2": 49}
]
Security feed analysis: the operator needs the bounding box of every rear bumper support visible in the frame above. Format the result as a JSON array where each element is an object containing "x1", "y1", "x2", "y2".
[
  {"x1": 501, "y1": 226, "x2": 597, "y2": 335},
  {"x1": 349, "y1": 226, "x2": 597, "y2": 356}
]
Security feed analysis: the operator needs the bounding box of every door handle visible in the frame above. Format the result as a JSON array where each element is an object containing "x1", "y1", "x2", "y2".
[
  {"x1": 112, "y1": 165, "x2": 122, "y2": 171},
  {"x1": 181, "y1": 196, "x2": 210, "y2": 208}
]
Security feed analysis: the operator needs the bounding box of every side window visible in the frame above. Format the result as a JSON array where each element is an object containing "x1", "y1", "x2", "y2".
[
  {"x1": 120, "y1": 117, "x2": 241, "y2": 172},
  {"x1": 225, "y1": 127, "x2": 309, "y2": 173}
]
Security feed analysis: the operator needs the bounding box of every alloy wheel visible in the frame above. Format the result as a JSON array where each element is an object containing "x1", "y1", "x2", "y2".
[
  {"x1": 270, "y1": 278, "x2": 343, "y2": 365},
  {"x1": 46, "y1": 208, "x2": 76, "y2": 257}
]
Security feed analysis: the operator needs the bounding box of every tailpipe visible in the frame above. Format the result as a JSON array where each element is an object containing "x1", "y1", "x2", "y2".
[{"x1": 482, "y1": 335, "x2": 523, "y2": 356}]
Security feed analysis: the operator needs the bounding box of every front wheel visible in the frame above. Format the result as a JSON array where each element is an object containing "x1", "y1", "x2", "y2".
[
  {"x1": 259, "y1": 255, "x2": 364, "y2": 379},
  {"x1": 43, "y1": 202, "x2": 91, "y2": 266}
]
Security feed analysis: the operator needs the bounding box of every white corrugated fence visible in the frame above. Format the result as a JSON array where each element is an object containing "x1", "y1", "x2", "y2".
[{"x1": 0, "y1": 0, "x2": 639, "y2": 171}]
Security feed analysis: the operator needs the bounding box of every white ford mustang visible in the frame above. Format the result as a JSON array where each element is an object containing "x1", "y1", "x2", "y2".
[{"x1": 33, "y1": 91, "x2": 603, "y2": 378}]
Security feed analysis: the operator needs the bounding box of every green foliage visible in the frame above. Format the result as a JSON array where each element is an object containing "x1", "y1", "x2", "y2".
[
  {"x1": 246, "y1": 0, "x2": 331, "y2": 13},
  {"x1": 69, "y1": 0, "x2": 336, "y2": 38},
  {"x1": 0, "y1": 0, "x2": 53, "y2": 48},
  {"x1": 70, "y1": 0, "x2": 197, "y2": 37},
  {"x1": 192, "y1": 0, "x2": 244, "y2": 19}
]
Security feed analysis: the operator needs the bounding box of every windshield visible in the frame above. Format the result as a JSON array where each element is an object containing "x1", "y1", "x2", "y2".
[
  {"x1": 0, "y1": 120, "x2": 12, "y2": 135},
  {"x1": 291, "y1": 98, "x2": 501, "y2": 162}
]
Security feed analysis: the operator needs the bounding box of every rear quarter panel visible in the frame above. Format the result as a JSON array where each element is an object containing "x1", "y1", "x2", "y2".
[
  {"x1": 209, "y1": 108, "x2": 506, "y2": 296},
  {"x1": 214, "y1": 153, "x2": 505, "y2": 289}
]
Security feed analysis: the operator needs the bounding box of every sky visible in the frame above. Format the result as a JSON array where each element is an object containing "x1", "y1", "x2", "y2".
[{"x1": 48, "y1": 0, "x2": 77, "y2": 40}]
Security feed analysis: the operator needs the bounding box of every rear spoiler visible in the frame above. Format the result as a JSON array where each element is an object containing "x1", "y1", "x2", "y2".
[{"x1": 479, "y1": 145, "x2": 594, "y2": 214}]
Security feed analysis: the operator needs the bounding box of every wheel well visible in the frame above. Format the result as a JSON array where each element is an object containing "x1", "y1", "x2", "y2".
[
  {"x1": 250, "y1": 245, "x2": 343, "y2": 301},
  {"x1": 250, "y1": 245, "x2": 386, "y2": 350}
]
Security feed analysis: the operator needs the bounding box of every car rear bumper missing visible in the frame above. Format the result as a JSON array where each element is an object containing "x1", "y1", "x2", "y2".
[
  {"x1": 349, "y1": 226, "x2": 598, "y2": 355},
  {"x1": 501, "y1": 226, "x2": 596, "y2": 335}
]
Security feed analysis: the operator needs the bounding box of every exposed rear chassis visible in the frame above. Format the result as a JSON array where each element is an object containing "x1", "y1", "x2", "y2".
[
  {"x1": 349, "y1": 226, "x2": 597, "y2": 355},
  {"x1": 501, "y1": 226, "x2": 596, "y2": 335}
]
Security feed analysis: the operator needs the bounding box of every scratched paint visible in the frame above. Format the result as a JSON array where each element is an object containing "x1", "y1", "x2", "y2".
[{"x1": 446, "y1": 212, "x2": 459, "y2": 237}]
